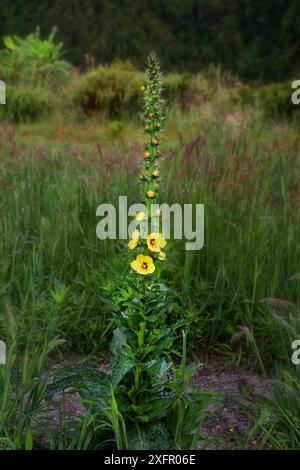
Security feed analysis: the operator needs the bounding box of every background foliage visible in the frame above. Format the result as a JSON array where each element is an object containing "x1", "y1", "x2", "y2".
[{"x1": 0, "y1": 0, "x2": 300, "y2": 80}]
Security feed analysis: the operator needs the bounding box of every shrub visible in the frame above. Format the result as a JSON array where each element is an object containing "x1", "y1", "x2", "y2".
[
  {"x1": 73, "y1": 62, "x2": 194, "y2": 117},
  {"x1": 73, "y1": 61, "x2": 144, "y2": 117},
  {"x1": 109, "y1": 120, "x2": 123, "y2": 137},
  {"x1": 162, "y1": 73, "x2": 191, "y2": 102},
  {"x1": 231, "y1": 85, "x2": 256, "y2": 107},
  {"x1": 0, "y1": 27, "x2": 72, "y2": 87},
  {"x1": 190, "y1": 73, "x2": 211, "y2": 99},
  {"x1": 259, "y1": 82, "x2": 300, "y2": 118},
  {"x1": 0, "y1": 84, "x2": 54, "y2": 122}
]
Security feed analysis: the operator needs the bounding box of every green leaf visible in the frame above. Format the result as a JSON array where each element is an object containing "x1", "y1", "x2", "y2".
[
  {"x1": 112, "y1": 350, "x2": 134, "y2": 387},
  {"x1": 111, "y1": 327, "x2": 126, "y2": 354},
  {"x1": 3, "y1": 36, "x2": 17, "y2": 51},
  {"x1": 44, "y1": 367, "x2": 109, "y2": 398},
  {"x1": 127, "y1": 422, "x2": 171, "y2": 450},
  {"x1": 24, "y1": 428, "x2": 33, "y2": 450},
  {"x1": 111, "y1": 328, "x2": 134, "y2": 386}
]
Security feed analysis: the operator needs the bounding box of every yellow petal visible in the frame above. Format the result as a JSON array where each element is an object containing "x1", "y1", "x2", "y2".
[
  {"x1": 159, "y1": 237, "x2": 167, "y2": 248},
  {"x1": 131, "y1": 259, "x2": 140, "y2": 271},
  {"x1": 146, "y1": 262, "x2": 155, "y2": 274},
  {"x1": 132, "y1": 229, "x2": 140, "y2": 240},
  {"x1": 128, "y1": 239, "x2": 138, "y2": 249}
]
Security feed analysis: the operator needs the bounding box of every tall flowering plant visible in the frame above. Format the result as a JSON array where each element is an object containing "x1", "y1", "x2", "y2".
[
  {"x1": 129, "y1": 52, "x2": 167, "y2": 275},
  {"x1": 45, "y1": 53, "x2": 217, "y2": 450}
]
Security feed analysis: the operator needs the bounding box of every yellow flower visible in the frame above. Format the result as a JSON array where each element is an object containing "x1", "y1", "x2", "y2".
[
  {"x1": 147, "y1": 190, "x2": 155, "y2": 199},
  {"x1": 131, "y1": 254, "x2": 155, "y2": 275},
  {"x1": 152, "y1": 169, "x2": 159, "y2": 178},
  {"x1": 135, "y1": 211, "x2": 147, "y2": 221},
  {"x1": 152, "y1": 138, "x2": 158, "y2": 145},
  {"x1": 147, "y1": 232, "x2": 167, "y2": 252},
  {"x1": 140, "y1": 85, "x2": 145, "y2": 91},
  {"x1": 144, "y1": 151, "x2": 151, "y2": 159},
  {"x1": 158, "y1": 251, "x2": 166, "y2": 261},
  {"x1": 155, "y1": 209, "x2": 161, "y2": 217},
  {"x1": 128, "y1": 229, "x2": 140, "y2": 249}
]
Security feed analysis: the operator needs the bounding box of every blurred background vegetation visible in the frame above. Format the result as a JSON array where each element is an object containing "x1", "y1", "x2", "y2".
[{"x1": 0, "y1": 0, "x2": 299, "y2": 81}]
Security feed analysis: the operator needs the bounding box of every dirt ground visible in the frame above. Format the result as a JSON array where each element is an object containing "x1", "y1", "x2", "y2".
[{"x1": 194, "y1": 358, "x2": 271, "y2": 449}]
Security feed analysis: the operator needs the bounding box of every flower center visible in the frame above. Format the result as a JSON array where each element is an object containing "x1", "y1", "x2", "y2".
[
  {"x1": 150, "y1": 238, "x2": 155, "y2": 245},
  {"x1": 142, "y1": 262, "x2": 148, "y2": 269}
]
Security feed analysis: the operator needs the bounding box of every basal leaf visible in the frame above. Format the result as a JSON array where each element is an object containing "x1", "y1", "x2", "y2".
[
  {"x1": 44, "y1": 366, "x2": 109, "y2": 398},
  {"x1": 127, "y1": 422, "x2": 171, "y2": 450}
]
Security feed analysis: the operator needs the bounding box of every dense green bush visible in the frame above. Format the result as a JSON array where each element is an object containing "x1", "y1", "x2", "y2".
[
  {"x1": 73, "y1": 62, "x2": 195, "y2": 117},
  {"x1": 0, "y1": 84, "x2": 54, "y2": 122},
  {"x1": 0, "y1": 27, "x2": 72, "y2": 87},
  {"x1": 259, "y1": 82, "x2": 300, "y2": 118},
  {"x1": 162, "y1": 73, "x2": 191, "y2": 102},
  {"x1": 231, "y1": 85, "x2": 256, "y2": 107},
  {"x1": 73, "y1": 61, "x2": 144, "y2": 117}
]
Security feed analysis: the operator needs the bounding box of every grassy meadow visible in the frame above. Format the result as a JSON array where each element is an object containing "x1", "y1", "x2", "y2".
[{"x1": 0, "y1": 31, "x2": 300, "y2": 450}]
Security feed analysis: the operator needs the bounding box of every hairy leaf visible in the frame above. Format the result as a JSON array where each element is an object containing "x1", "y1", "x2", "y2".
[
  {"x1": 127, "y1": 422, "x2": 171, "y2": 450},
  {"x1": 44, "y1": 366, "x2": 109, "y2": 398}
]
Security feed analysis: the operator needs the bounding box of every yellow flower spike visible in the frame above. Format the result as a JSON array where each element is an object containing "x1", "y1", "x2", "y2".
[
  {"x1": 158, "y1": 251, "x2": 166, "y2": 261},
  {"x1": 128, "y1": 229, "x2": 140, "y2": 249},
  {"x1": 131, "y1": 254, "x2": 155, "y2": 275},
  {"x1": 144, "y1": 151, "x2": 151, "y2": 159},
  {"x1": 147, "y1": 232, "x2": 167, "y2": 252},
  {"x1": 147, "y1": 190, "x2": 155, "y2": 199},
  {"x1": 135, "y1": 211, "x2": 147, "y2": 221}
]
